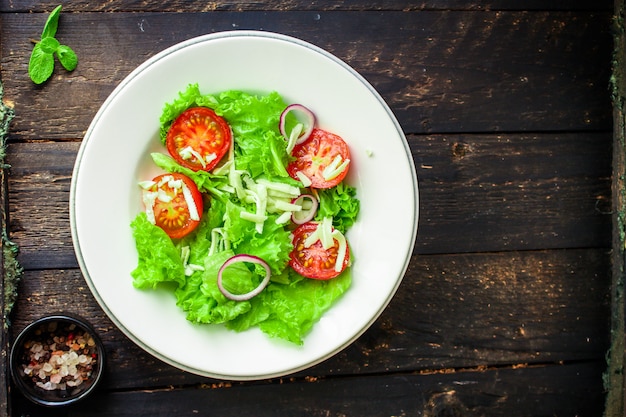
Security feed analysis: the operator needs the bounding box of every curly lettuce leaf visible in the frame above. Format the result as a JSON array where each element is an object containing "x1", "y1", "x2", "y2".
[
  {"x1": 315, "y1": 182, "x2": 360, "y2": 233},
  {"x1": 227, "y1": 268, "x2": 352, "y2": 345},
  {"x1": 130, "y1": 213, "x2": 185, "y2": 289},
  {"x1": 223, "y1": 201, "x2": 292, "y2": 276},
  {"x1": 212, "y1": 90, "x2": 292, "y2": 179},
  {"x1": 176, "y1": 250, "x2": 254, "y2": 324}
]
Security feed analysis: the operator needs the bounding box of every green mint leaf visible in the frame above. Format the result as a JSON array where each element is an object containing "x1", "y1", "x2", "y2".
[
  {"x1": 29, "y1": 5, "x2": 77, "y2": 84},
  {"x1": 41, "y1": 5, "x2": 62, "y2": 39},
  {"x1": 56, "y1": 45, "x2": 78, "y2": 71},
  {"x1": 28, "y1": 43, "x2": 55, "y2": 85},
  {"x1": 39, "y1": 37, "x2": 60, "y2": 54}
]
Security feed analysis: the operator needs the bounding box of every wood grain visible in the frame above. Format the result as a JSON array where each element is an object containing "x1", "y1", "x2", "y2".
[
  {"x1": 0, "y1": 11, "x2": 613, "y2": 139},
  {"x1": 9, "y1": 361, "x2": 607, "y2": 417},
  {"x1": 6, "y1": 130, "x2": 612, "y2": 270},
  {"x1": 606, "y1": 0, "x2": 625, "y2": 415},
  {"x1": 0, "y1": 1, "x2": 614, "y2": 13},
  {"x1": 0, "y1": 3, "x2": 614, "y2": 416},
  {"x1": 9, "y1": 249, "x2": 610, "y2": 389}
]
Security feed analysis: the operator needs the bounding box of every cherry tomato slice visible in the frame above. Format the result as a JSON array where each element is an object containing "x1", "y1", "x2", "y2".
[
  {"x1": 287, "y1": 128, "x2": 351, "y2": 189},
  {"x1": 289, "y1": 222, "x2": 350, "y2": 280},
  {"x1": 166, "y1": 107, "x2": 232, "y2": 172},
  {"x1": 145, "y1": 173, "x2": 203, "y2": 239}
]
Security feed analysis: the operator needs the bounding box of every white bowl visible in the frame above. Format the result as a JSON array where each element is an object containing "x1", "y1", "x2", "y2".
[{"x1": 70, "y1": 31, "x2": 418, "y2": 380}]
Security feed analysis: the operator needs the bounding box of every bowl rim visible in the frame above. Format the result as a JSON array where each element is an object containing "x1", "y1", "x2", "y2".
[
  {"x1": 69, "y1": 30, "x2": 418, "y2": 379},
  {"x1": 9, "y1": 313, "x2": 106, "y2": 407}
]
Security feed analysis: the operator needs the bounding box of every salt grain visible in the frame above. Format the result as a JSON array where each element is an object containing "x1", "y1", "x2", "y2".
[{"x1": 18, "y1": 322, "x2": 99, "y2": 392}]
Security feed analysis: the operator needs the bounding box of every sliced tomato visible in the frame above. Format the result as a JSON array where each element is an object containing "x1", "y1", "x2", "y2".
[
  {"x1": 287, "y1": 128, "x2": 351, "y2": 189},
  {"x1": 166, "y1": 107, "x2": 231, "y2": 172},
  {"x1": 144, "y1": 173, "x2": 203, "y2": 239},
  {"x1": 289, "y1": 222, "x2": 350, "y2": 280}
]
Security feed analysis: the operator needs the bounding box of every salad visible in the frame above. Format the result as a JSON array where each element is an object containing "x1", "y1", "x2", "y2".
[{"x1": 130, "y1": 84, "x2": 360, "y2": 345}]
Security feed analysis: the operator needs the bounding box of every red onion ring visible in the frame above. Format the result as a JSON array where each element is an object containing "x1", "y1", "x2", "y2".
[
  {"x1": 279, "y1": 104, "x2": 316, "y2": 145},
  {"x1": 217, "y1": 254, "x2": 271, "y2": 301},
  {"x1": 291, "y1": 194, "x2": 319, "y2": 224}
]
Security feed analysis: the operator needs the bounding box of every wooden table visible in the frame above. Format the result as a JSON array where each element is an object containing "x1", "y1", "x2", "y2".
[{"x1": 0, "y1": 1, "x2": 618, "y2": 415}]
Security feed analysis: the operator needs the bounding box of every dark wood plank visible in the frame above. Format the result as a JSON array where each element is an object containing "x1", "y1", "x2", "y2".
[
  {"x1": 413, "y1": 132, "x2": 612, "y2": 254},
  {"x1": 10, "y1": 361, "x2": 607, "y2": 417},
  {"x1": 9, "y1": 249, "x2": 610, "y2": 389},
  {"x1": 6, "y1": 131, "x2": 611, "y2": 270},
  {"x1": 606, "y1": 0, "x2": 626, "y2": 415},
  {"x1": 7, "y1": 142, "x2": 77, "y2": 270},
  {"x1": 0, "y1": 1, "x2": 613, "y2": 12},
  {"x1": 0, "y1": 11, "x2": 612, "y2": 139}
]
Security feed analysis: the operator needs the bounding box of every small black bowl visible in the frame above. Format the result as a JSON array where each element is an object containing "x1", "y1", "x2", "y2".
[{"x1": 9, "y1": 314, "x2": 105, "y2": 407}]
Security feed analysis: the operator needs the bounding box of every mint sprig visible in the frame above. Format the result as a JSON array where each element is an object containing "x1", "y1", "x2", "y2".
[{"x1": 28, "y1": 5, "x2": 78, "y2": 85}]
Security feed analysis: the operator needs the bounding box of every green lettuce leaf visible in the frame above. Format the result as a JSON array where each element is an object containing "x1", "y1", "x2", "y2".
[
  {"x1": 213, "y1": 90, "x2": 292, "y2": 179},
  {"x1": 176, "y1": 250, "x2": 254, "y2": 324},
  {"x1": 130, "y1": 213, "x2": 185, "y2": 289},
  {"x1": 315, "y1": 182, "x2": 360, "y2": 233},
  {"x1": 227, "y1": 268, "x2": 352, "y2": 345},
  {"x1": 223, "y1": 201, "x2": 292, "y2": 276}
]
